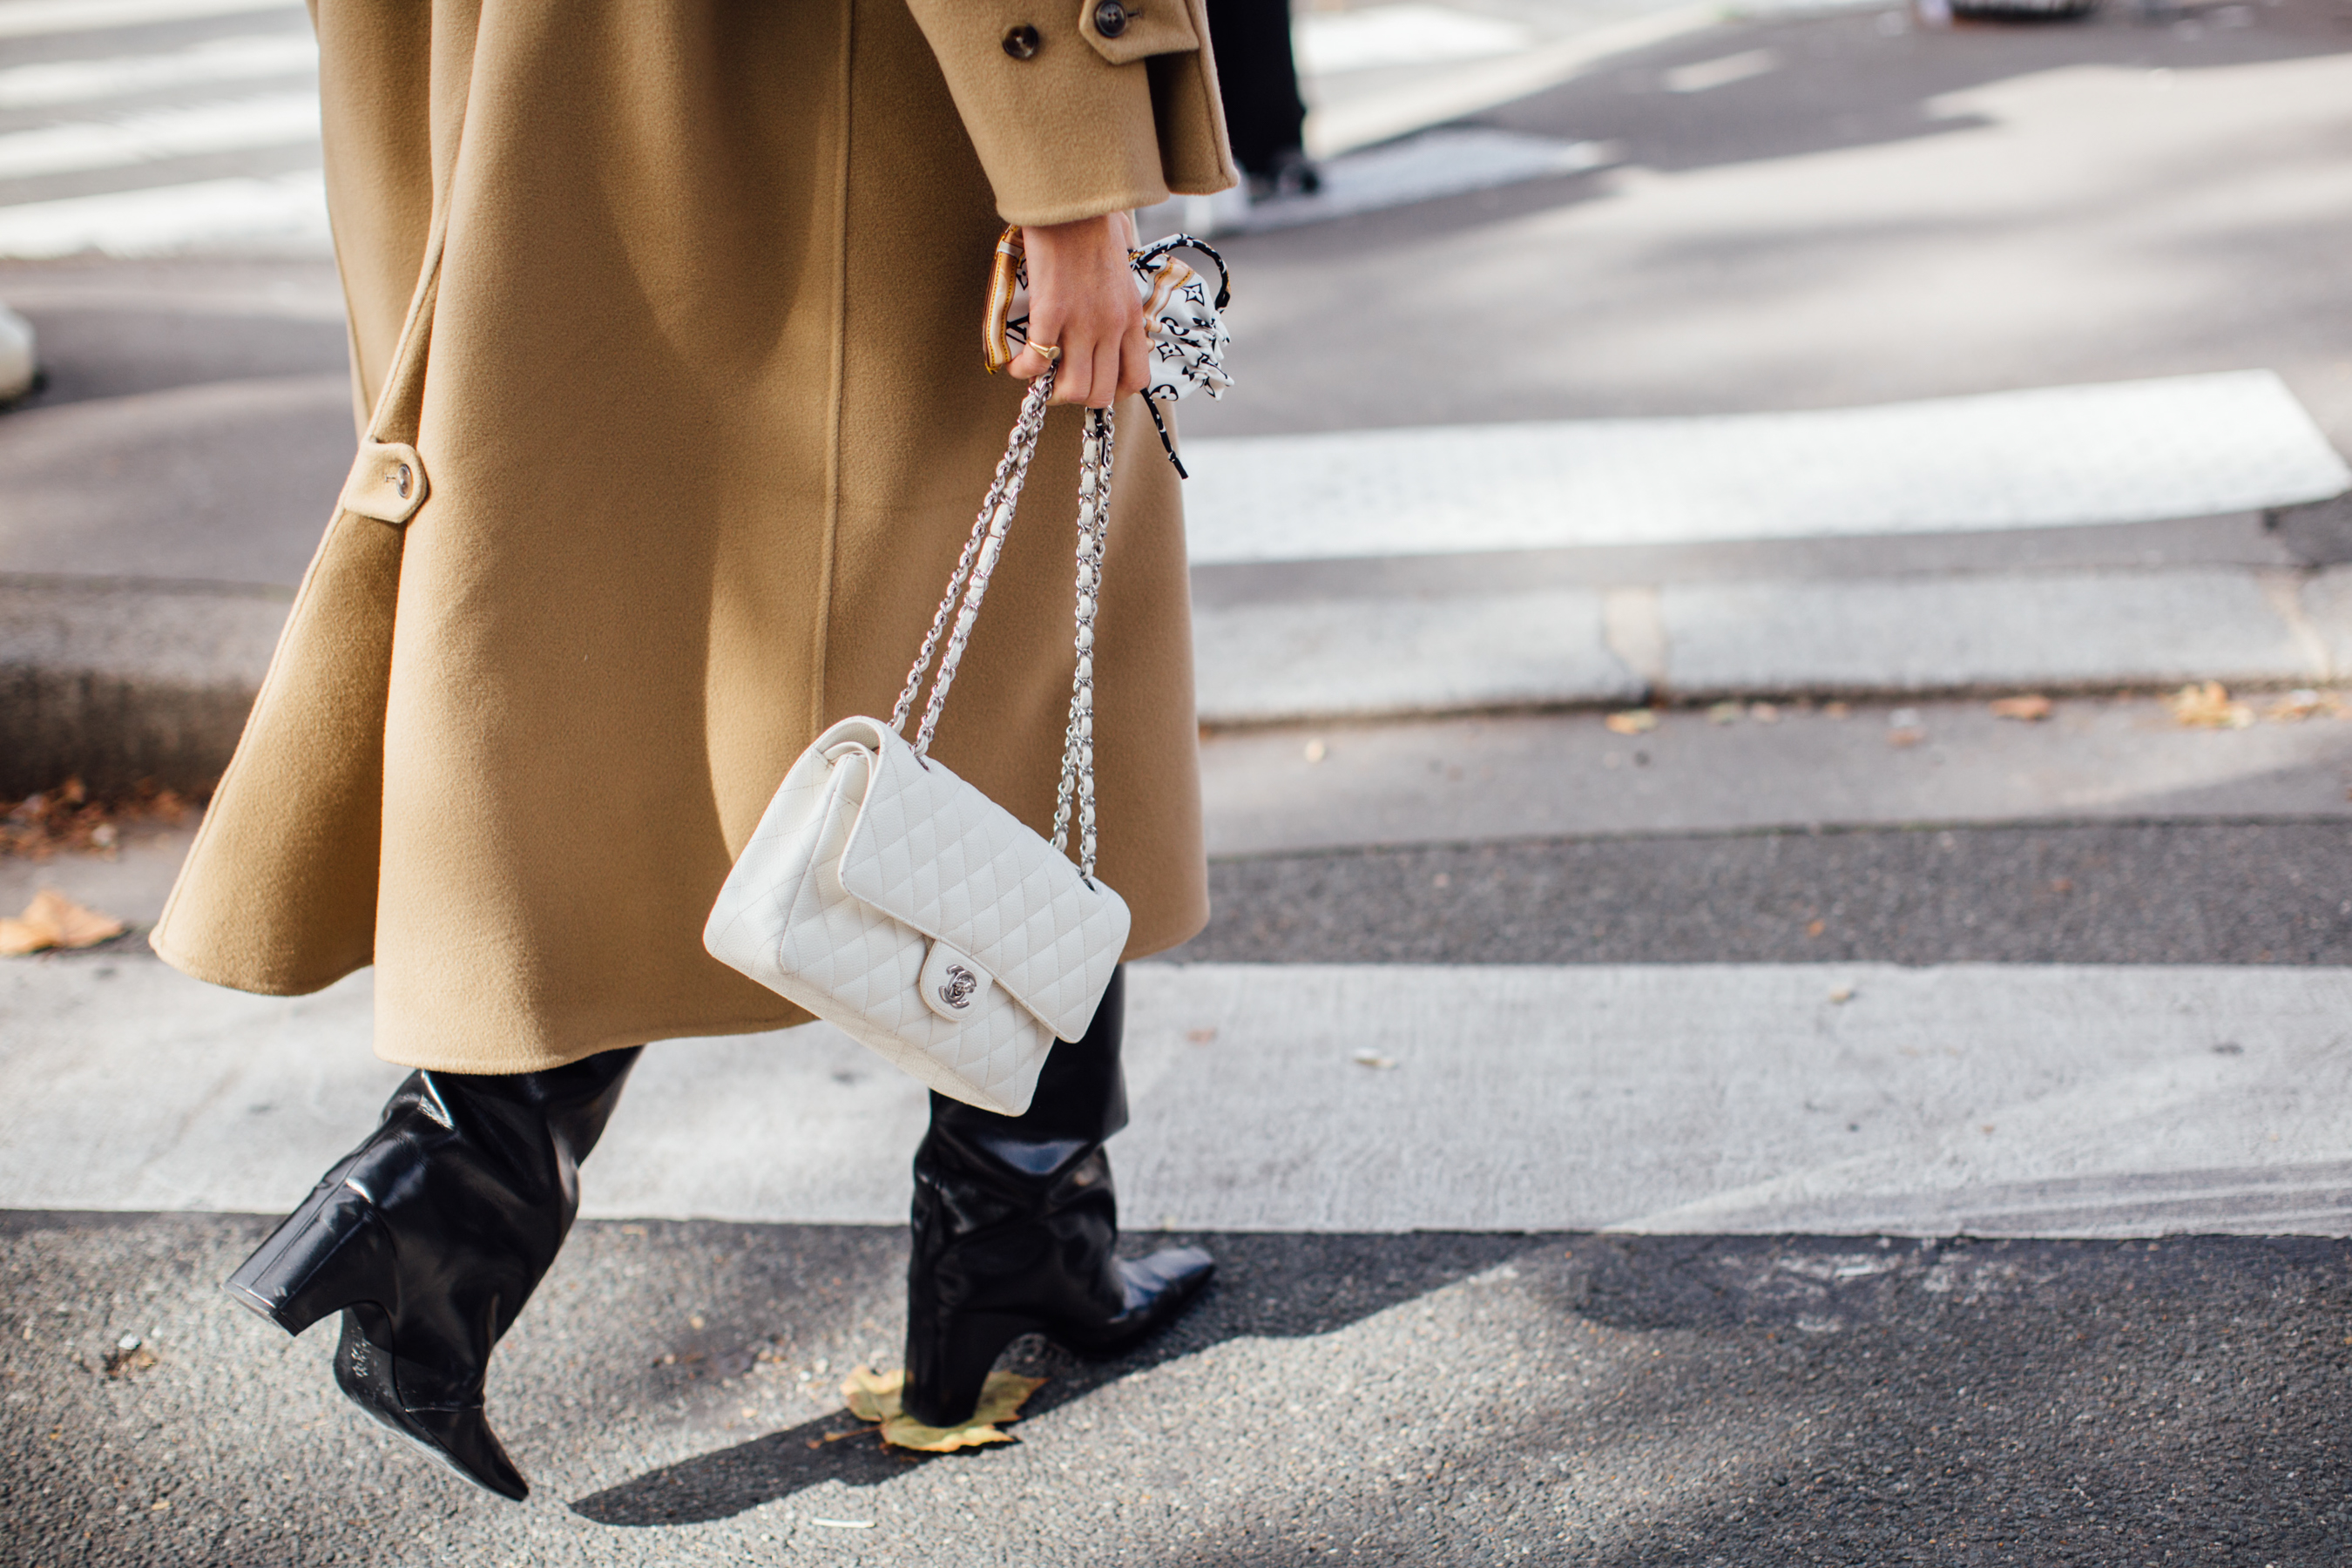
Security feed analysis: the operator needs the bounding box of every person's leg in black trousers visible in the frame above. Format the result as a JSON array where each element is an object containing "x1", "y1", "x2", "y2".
[{"x1": 1206, "y1": 0, "x2": 1322, "y2": 198}]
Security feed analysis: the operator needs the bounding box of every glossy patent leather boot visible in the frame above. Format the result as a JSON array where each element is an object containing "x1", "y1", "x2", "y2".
[
  {"x1": 902, "y1": 968, "x2": 1214, "y2": 1428},
  {"x1": 224, "y1": 1048, "x2": 641, "y2": 1500}
]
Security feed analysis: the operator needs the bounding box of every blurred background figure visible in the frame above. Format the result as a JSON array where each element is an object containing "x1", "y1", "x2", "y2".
[
  {"x1": 0, "y1": 302, "x2": 33, "y2": 403},
  {"x1": 1206, "y1": 0, "x2": 1322, "y2": 199}
]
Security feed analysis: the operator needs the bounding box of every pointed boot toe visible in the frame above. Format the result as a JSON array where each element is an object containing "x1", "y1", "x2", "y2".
[
  {"x1": 1067, "y1": 1245, "x2": 1216, "y2": 1355},
  {"x1": 335, "y1": 1312, "x2": 530, "y2": 1502}
]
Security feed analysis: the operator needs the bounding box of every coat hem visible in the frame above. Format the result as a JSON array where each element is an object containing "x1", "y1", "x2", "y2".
[{"x1": 373, "y1": 1004, "x2": 823, "y2": 1074}]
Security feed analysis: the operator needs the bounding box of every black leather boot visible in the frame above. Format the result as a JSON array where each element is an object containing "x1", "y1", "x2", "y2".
[
  {"x1": 224, "y1": 1048, "x2": 641, "y2": 1500},
  {"x1": 902, "y1": 968, "x2": 1214, "y2": 1428}
]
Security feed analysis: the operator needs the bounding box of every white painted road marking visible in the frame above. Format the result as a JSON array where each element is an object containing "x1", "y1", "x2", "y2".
[
  {"x1": 1183, "y1": 372, "x2": 2350, "y2": 565},
  {"x1": 1663, "y1": 48, "x2": 1781, "y2": 93},
  {"x1": 0, "y1": 0, "x2": 301, "y2": 41},
  {"x1": 1295, "y1": 4, "x2": 1533, "y2": 75},
  {"x1": 0, "y1": 32, "x2": 313, "y2": 112},
  {"x1": 4, "y1": 957, "x2": 2345, "y2": 1238},
  {"x1": 0, "y1": 91, "x2": 317, "y2": 182},
  {"x1": 0, "y1": 168, "x2": 323, "y2": 256}
]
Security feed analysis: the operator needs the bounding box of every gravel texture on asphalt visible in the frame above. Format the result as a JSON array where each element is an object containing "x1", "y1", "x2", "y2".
[
  {"x1": 1173, "y1": 821, "x2": 2352, "y2": 968},
  {"x1": 5, "y1": 1212, "x2": 2349, "y2": 1565}
]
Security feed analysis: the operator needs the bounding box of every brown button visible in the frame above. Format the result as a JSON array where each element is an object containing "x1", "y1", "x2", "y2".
[
  {"x1": 1092, "y1": 0, "x2": 1129, "y2": 37},
  {"x1": 1002, "y1": 24, "x2": 1040, "y2": 58}
]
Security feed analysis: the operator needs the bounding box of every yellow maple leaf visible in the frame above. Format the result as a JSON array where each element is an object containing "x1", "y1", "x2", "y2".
[
  {"x1": 2167, "y1": 681, "x2": 2253, "y2": 730},
  {"x1": 840, "y1": 1365, "x2": 1044, "y2": 1452},
  {"x1": 0, "y1": 889, "x2": 125, "y2": 956}
]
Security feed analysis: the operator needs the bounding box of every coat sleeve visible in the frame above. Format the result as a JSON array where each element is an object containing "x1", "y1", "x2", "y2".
[{"x1": 903, "y1": 0, "x2": 1238, "y2": 226}]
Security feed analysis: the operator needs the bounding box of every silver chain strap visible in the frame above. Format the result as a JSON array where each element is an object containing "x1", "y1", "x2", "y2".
[
  {"x1": 890, "y1": 372, "x2": 1114, "y2": 882},
  {"x1": 1050, "y1": 406, "x2": 1112, "y2": 880},
  {"x1": 893, "y1": 375, "x2": 1055, "y2": 751}
]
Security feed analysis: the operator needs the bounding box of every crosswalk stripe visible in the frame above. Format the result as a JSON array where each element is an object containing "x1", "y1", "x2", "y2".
[
  {"x1": 5, "y1": 956, "x2": 2345, "y2": 1237},
  {"x1": 0, "y1": 32, "x2": 313, "y2": 112},
  {"x1": 0, "y1": 0, "x2": 301, "y2": 41},
  {"x1": 0, "y1": 167, "x2": 321, "y2": 257},
  {"x1": 0, "y1": 89, "x2": 314, "y2": 182},
  {"x1": 1181, "y1": 372, "x2": 2352, "y2": 565}
]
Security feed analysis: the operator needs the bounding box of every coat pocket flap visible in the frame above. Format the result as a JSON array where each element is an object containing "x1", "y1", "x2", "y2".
[
  {"x1": 1077, "y1": 0, "x2": 1200, "y2": 65},
  {"x1": 835, "y1": 720, "x2": 1129, "y2": 1043}
]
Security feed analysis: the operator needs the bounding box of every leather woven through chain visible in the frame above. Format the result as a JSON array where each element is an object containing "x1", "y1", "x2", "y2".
[{"x1": 891, "y1": 370, "x2": 1113, "y2": 881}]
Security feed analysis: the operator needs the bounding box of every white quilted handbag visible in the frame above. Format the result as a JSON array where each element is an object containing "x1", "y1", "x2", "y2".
[{"x1": 704, "y1": 376, "x2": 1133, "y2": 1115}]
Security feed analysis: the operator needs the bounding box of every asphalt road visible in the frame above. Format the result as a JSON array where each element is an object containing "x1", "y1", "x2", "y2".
[
  {"x1": 1173, "y1": 820, "x2": 2352, "y2": 965},
  {"x1": 1185, "y1": 0, "x2": 2352, "y2": 447},
  {"x1": 8, "y1": 1213, "x2": 2350, "y2": 1566}
]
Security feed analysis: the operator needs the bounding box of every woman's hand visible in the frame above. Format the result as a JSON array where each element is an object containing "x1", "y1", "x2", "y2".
[{"x1": 1010, "y1": 212, "x2": 1147, "y2": 409}]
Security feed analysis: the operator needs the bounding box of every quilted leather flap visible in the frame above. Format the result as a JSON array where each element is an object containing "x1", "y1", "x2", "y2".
[{"x1": 832, "y1": 720, "x2": 1131, "y2": 1042}]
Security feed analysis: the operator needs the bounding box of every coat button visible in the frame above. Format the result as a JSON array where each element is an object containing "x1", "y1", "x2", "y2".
[
  {"x1": 393, "y1": 463, "x2": 413, "y2": 499},
  {"x1": 1002, "y1": 24, "x2": 1040, "y2": 58},
  {"x1": 1092, "y1": 0, "x2": 1129, "y2": 37}
]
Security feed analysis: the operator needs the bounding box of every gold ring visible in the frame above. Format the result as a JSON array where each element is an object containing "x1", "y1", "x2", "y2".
[{"x1": 1030, "y1": 341, "x2": 1062, "y2": 364}]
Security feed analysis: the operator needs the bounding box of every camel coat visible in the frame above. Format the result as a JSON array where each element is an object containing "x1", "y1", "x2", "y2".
[{"x1": 150, "y1": 0, "x2": 1236, "y2": 1072}]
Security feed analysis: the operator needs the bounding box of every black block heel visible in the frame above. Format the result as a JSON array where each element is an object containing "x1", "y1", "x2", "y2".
[
  {"x1": 224, "y1": 1173, "x2": 388, "y2": 1335},
  {"x1": 905, "y1": 1306, "x2": 1041, "y2": 1430}
]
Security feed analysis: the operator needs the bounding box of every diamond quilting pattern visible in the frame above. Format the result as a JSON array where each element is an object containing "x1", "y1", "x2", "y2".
[
  {"x1": 838, "y1": 722, "x2": 1129, "y2": 1041},
  {"x1": 702, "y1": 716, "x2": 1121, "y2": 1115}
]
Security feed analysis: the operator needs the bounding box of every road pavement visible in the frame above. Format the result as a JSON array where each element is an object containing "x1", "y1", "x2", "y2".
[{"x1": 10, "y1": 1213, "x2": 2351, "y2": 1566}]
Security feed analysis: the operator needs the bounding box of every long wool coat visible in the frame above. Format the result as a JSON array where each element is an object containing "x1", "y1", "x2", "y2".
[{"x1": 150, "y1": 0, "x2": 1236, "y2": 1072}]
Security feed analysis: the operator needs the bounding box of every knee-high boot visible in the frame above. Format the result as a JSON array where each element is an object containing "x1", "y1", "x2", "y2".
[
  {"x1": 223, "y1": 1047, "x2": 641, "y2": 1500},
  {"x1": 902, "y1": 968, "x2": 1213, "y2": 1428}
]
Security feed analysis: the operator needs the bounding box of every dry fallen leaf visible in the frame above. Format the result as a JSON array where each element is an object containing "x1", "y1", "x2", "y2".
[
  {"x1": 2167, "y1": 681, "x2": 2253, "y2": 729},
  {"x1": 1303, "y1": 738, "x2": 1328, "y2": 763},
  {"x1": 1605, "y1": 709, "x2": 1658, "y2": 735},
  {"x1": 1707, "y1": 701, "x2": 1742, "y2": 726},
  {"x1": 1989, "y1": 694, "x2": 2052, "y2": 721},
  {"x1": 2, "y1": 778, "x2": 192, "y2": 860},
  {"x1": 841, "y1": 1365, "x2": 1042, "y2": 1452},
  {"x1": 1822, "y1": 701, "x2": 1852, "y2": 720},
  {"x1": 1352, "y1": 1049, "x2": 1397, "y2": 1070},
  {"x1": 1749, "y1": 702, "x2": 1782, "y2": 724},
  {"x1": 0, "y1": 889, "x2": 126, "y2": 956},
  {"x1": 1828, "y1": 984, "x2": 1856, "y2": 1004},
  {"x1": 2266, "y1": 688, "x2": 2342, "y2": 723}
]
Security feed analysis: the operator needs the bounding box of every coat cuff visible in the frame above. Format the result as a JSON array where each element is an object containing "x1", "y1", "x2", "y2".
[{"x1": 905, "y1": 0, "x2": 1236, "y2": 226}]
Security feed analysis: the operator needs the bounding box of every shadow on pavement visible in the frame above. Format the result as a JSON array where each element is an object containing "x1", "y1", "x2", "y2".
[
  {"x1": 1218, "y1": 1, "x2": 2352, "y2": 265},
  {"x1": 567, "y1": 1229, "x2": 1531, "y2": 1526}
]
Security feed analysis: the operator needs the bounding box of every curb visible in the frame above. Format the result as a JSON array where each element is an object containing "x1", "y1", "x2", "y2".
[
  {"x1": 0, "y1": 575, "x2": 287, "y2": 797},
  {"x1": 8, "y1": 551, "x2": 2352, "y2": 792},
  {"x1": 1192, "y1": 559, "x2": 2352, "y2": 728}
]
